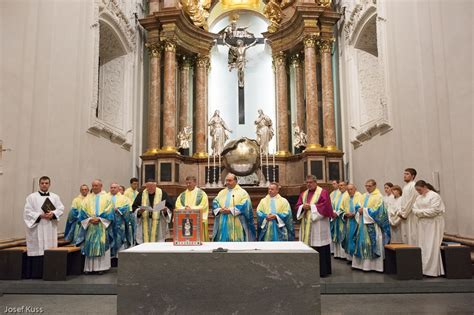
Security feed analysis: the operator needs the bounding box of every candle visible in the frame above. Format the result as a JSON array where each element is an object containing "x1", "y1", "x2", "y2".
[
  {"x1": 207, "y1": 151, "x2": 210, "y2": 186},
  {"x1": 272, "y1": 150, "x2": 276, "y2": 182},
  {"x1": 218, "y1": 153, "x2": 221, "y2": 186},
  {"x1": 213, "y1": 153, "x2": 216, "y2": 186}
]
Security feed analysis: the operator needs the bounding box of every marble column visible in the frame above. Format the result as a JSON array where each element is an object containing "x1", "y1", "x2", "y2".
[
  {"x1": 144, "y1": 41, "x2": 161, "y2": 155},
  {"x1": 304, "y1": 35, "x2": 322, "y2": 150},
  {"x1": 291, "y1": 54, "x2": 306, "y2": 131},
  {"x1": 162, "y1": 40, "x2": 177, "y2": 152},
  {"x1": 274, "y1": 51, "x2": 290, "y2": 156},
  {"x1": 319, "y1": 38, "x2": 337, "y2": 151},
  {"x1": 193, "y1": 54, "x2": 210, "y2": 158},
  {"x1": 179, "y1": 57, "x2": 192, "y2": 132}
]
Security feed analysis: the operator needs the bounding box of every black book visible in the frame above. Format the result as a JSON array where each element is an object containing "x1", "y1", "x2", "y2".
[{"x1": 41, "y1": 198, "x2": 56, "y2": 213}]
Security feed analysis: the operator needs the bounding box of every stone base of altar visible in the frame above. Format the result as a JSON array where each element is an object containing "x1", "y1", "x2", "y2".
[{"x1": 117, "y1": 242, "x2": 320, "y2": 314}]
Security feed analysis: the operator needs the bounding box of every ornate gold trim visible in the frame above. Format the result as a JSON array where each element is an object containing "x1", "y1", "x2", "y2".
[
  {"x1": 305, "y1": 143, "x2": 324, "y2": 152},
  {"x1": 143, "y1": 148, "x2": 161, "y2": 156},
  {"x1": 324, "y1": 145, "x2": 340, "y2": 152},
  {"x1": 161, "y1": 146, "x2": 179, "y2": 153},
  {"x1": 290, "y1": 54, "x2": 303, "y2": 67},
  {"x1": 316, "y1": 0, "x2": 332, "y2": 8},
  {"x1": 303, "y1": 35, "x2": 318, "y2": 48},
  {"x1": 195, "y1": 55, "x2": 210, "y2": 68},
  {"x1": 179, "y1": 56, "x2": 193, "y2": 69},
  {"x1": 193, "y1": 151, "x2": 209, "y2": 158},
  {"x1": 145, "y1": 42, "x2": 161, "y2": 58},
  {"x1": 164, "y1": 40, "x2": 177, "y2": 52},
  {"x1": 272, "y1": 51, "x2": 286, "y2": 67},
  {"x1": 179, "y1": 0, "x2": 211, "y2": 30},
  {"x1": 275, "y1": 150, "x2": 292, "y2": 157},
  {"x1": 317, "y1": 38, "x2": 334, "y2": 53}
]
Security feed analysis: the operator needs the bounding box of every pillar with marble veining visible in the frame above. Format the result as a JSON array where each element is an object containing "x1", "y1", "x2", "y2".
[
  {"x1": 273, "y1": 51, "x2": 290, "y2": 156},
  {"x1": 193, "y1": 54, "x2": 210, "y2": 157},
  {"x1": 291, "y1": 54, "x2": 306, "y2": 131},
  {"x1": 162, "y1": 40, "x2": 177, "y2": 152},
  {"x1": 318, "y1": 38, "x2": 337, "y2": 150},
  {"x1": 304, "y1": 35, "x2": 322, "y2": 150},
  {"x1": 178, "y1": 57, "x2": 192, "y2": 132},
  {"x1": 144, "y1": 41, "x2": 161, "y2": 155}
]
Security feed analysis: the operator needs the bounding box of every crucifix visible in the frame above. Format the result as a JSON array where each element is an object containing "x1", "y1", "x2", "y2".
[{"x1": 217, "y1": 19, "x2": 265, "y2": 124}]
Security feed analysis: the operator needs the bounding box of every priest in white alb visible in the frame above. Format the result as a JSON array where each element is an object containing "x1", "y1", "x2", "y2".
[
  {"x1": 23, "y1": 176, "x2": 64, "y2": 278},
  {"x1": 413, "y1": 180, "x2": 445, "y2": 277},
  {"x1": 77, "y1": 179, "x2": 114, "y2": 274}
]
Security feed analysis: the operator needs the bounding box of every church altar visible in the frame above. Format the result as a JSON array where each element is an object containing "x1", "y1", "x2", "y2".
[{"x1": 117, "y1": 241, "x2": 321, "y2": 314}]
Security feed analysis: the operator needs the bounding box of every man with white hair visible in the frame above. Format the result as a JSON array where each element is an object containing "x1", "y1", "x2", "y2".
[{"x1": 78, "y1": 179, "x2": 114, "y2": 274}]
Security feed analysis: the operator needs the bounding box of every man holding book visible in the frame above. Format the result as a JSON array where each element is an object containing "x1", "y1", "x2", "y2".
[
  {"x1": 132, "y1": 179, "x2": 174, "y2": 243},
  {"x1": 23, "y1": 176, "x2": 64, "y2": 278}
]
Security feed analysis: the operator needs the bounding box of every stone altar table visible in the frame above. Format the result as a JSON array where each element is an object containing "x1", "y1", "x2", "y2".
[{"x1": 118, "y1": 241, "x2": 320, "y2": 314}]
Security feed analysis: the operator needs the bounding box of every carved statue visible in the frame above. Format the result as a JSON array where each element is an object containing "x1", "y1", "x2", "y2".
[
  {"x1": 177, "y1": 126, "x2": 193, "y2": 149},
  {"x1": 254, "y1": 109, "x2": 274, "y2": 155},
  {"x1": 208, "y1": 110, "x2": 232, "y2": 156},
  {"x1": 179, "y1": 0, "x2": 211, "y2": 30},
  {"x1": 293, "y1": 125, "x2": 308, "y2": 149}
]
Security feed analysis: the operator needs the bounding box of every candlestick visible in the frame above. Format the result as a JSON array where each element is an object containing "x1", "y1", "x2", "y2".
[
  {"x1": 206, "y1": 151, "x2": 210, "y2": 187},
  {"x1": 265, "y1": 152, "x2": 270, "y2": 186},
  {"x1": 272, "y1": 150, "x2": 276, "y2": 183},
  {"x1": 218, "y1": 153, "x2": 221, "y2": 187},
  {"x1": 212, "y1": 153, "x2": 216, "y2": 187}
]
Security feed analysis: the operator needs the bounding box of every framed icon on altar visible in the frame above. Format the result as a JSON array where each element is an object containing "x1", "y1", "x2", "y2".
[{"x1": 173, "y1": 209, "x2": 202, "y2": 245}]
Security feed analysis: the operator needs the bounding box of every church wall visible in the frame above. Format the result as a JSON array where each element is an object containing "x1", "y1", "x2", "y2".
[
  {"x1": 339, "y1": 0, "x2": 473, "y2": 238},
  {"x1": 0, "y1": 0, "x2": 145, "y2": 239}
]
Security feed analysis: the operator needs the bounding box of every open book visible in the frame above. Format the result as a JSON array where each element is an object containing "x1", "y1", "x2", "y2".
[{"x1": 139, "y1": 200, "x2": 167, "y2": 212}]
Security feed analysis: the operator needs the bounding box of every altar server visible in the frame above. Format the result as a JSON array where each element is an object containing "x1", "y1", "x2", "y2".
[
  {"x1": 296, "y1": 175, "x2": 334, "y2": 277},
  {"x1": 65, "y1": 184, "x2": 89, "y2": 244},
  {"x1": 413, "y1": 180, "x2": 445, "y2": 277},
  {"x1": 388, "y1": 185, "x2": 403, "y2": 243},
  {"x1": 77, "y1": 179, "x2": 114, "y2": 274},
  {"x1": 23, "y1": 176, "x2": 64, "y2": 278},
  {"x1": 398, "y1": 168, "x2": 419, "y2": 245},
  {"x1": 175, "y1": 176, "x2": 209, "y2": 241},
  {"x1": 109, "y1": 182, "x2": 135, "y2": 257},
  {"x1": 212, "y1": 173, "x2": 255, "y2": 242},
  {"x1": 352, "y1": 179, "x2": 390, "y2": 272},
  {"x1": 256, "y1": 182, "x2": 294, "y2": 241},
  {"x1": 341, "y1": 184, "x2": 362, "y2": 261},
  {"x1": 132, "y1": 179, "x2": 173, "y2": 243}
]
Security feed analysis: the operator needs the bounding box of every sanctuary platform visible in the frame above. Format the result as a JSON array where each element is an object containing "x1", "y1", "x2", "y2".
[{"x1": 1, "y1": 258, "x2": 472, "y2": 297}]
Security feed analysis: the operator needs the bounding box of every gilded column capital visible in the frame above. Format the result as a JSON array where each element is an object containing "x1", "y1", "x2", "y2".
[
  {"x1": 303, "y1": 35, "x2": 318, "y2": 49},
  {"x1": 290, "y1": 53, "x2": 303, "y2": 67},
  {"x1": 179, "y1": 56, "x2": 193, "y2": 70},
  {"x1": 163, "y1": 40, "x2": 176, "y2": 52},
  {"x1": 195, "y1": 55, "x2": 210, "y2": 69},
  {"x1": 318, "y1": 38, "x2": 335, "y2": 53},
  {"x1": 272, "y1": 51, "x2": 286, "y2": 67},
  {"x1": 145, "y1": 42, "x2": 161, "y2": 58}
]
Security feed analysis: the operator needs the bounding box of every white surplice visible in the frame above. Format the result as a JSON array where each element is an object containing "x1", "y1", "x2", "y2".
[
  {"x1": 23, "y1": 192, "x2": 64, "y2": 256},
  {"x1": 399, "y1": 181, "x2": 418, "y2": 245},
  {"x1": 388, "y1": 197, "x2": 403, "y2": 243},
  {"x1": 296, "y1": 205, "x2": 331, "y2": 247},
  {"x1": 413, "y1": 190, "x2": 445, "y2": 277}
]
